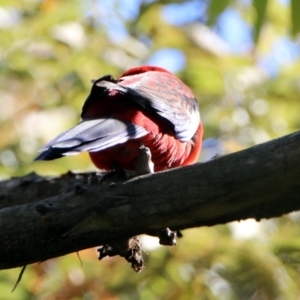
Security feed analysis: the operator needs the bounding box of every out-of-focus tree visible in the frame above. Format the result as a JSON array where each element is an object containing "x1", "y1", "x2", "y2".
[{"x1": 1, "y1": 0, "x2": 300, "y2": 299}]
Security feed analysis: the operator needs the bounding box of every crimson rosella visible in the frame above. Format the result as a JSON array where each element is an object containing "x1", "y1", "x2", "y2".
[{"x1": 36, "y1": 66, "x2": 203, "y2": 172}]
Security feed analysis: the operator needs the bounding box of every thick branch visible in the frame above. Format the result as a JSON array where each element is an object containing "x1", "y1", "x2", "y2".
[{"x1": 1, "y1": 130, "x2": 300, "y2": 270}]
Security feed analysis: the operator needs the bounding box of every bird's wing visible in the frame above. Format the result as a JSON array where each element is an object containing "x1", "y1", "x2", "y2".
[
  {"x1": 94, "y1": 71, "x2": 201, "y2": 142},
  {"x1": 35, "y1": 118, "x2": 148, "y2": 160}
]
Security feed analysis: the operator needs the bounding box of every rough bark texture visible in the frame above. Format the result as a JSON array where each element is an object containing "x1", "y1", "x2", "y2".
[{"x1": 1, "y1": 130, "x2": 300, "y2": 270}]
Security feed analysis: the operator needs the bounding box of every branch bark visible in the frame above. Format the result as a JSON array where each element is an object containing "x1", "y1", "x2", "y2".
[{"x1": 1, "y1": 130, "x2": 300, "y2": 270}]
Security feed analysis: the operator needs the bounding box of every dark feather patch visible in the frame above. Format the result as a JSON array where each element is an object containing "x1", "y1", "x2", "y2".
[
  {"x1": 93, "y1": 72, "x2": 200, "y2": 142},
  {"x1": 81, "y1": 75, "x2": 116, "y2": 118}
]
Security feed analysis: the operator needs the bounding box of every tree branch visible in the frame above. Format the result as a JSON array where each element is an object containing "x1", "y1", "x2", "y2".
[{"x1": 1, "y1": 130, "x2": 300, "y2": 270}]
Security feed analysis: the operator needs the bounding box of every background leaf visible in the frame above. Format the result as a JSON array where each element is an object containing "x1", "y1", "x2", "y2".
[
  {"x1": 291, "y1": 0, "x2": 300, "y2": 36},
  {"x1": 253, "y1": 0, "x2": 268, "y2": 43}
]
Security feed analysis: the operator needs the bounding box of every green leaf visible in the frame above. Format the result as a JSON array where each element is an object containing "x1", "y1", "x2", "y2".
[
  {"x1": 207, "y1": 0, "x2": 230, "y2": 26},
  {"x1": 291, "y1": 0, "x2": 300, "y2": 36},
  {"x1": 253, "y1": 0, "x2": 268, "y2": 43}
]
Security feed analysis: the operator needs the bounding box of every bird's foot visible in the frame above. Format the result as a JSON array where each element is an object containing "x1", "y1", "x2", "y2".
[
  {"x1": 134, "y1": 144, "x2": 154, "y2": 176},
  {"x1": 98, "y1": 144, "x2": 154, "y2": 185}
]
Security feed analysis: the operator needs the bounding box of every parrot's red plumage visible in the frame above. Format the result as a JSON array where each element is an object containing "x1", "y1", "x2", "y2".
[{"x1": 36, "y1": 66, "x2": 203, "y2": 172}]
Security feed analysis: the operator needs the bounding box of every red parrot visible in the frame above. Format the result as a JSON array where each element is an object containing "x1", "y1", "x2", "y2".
[{"x1": 36, "y1": 66, "x2": 203, "y2": 172}]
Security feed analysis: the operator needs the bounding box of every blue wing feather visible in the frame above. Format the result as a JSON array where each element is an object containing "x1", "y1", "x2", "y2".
[{"x1": 35, "y1": 118, "x2": 148, "y2": 160}]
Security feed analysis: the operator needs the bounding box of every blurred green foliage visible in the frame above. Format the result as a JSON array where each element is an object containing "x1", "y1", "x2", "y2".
[{"x1": 1, "y1": 0, "x2": 300, "y2": 299}]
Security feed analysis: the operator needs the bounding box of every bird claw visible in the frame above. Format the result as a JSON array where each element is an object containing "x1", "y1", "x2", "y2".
[
  {"x1": 98, "y1": 144, "x2": 154, "y2": 185},
  {"x1": 134, "y1": 144, "x2": 154, "y2": 176}
]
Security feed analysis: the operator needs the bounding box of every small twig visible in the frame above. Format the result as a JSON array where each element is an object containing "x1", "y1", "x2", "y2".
[
  {"x1": 76, "y1": 251, "x2": 83, "y2": 267},
  {"x1": 11, "y1": 265, "x2": 27, "y2": 292}
]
